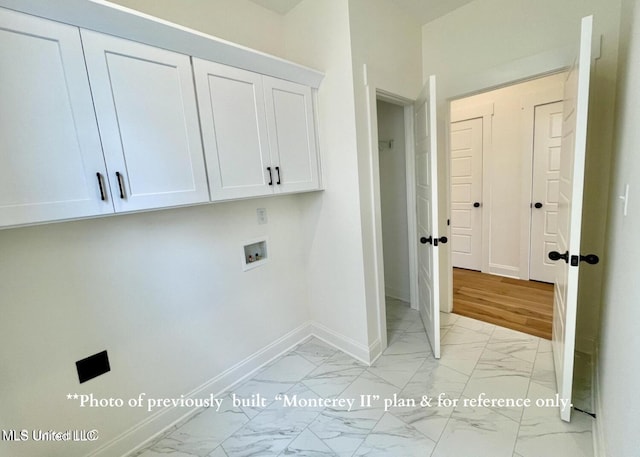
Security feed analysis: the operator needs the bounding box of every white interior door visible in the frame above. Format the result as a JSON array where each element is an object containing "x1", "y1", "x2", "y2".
[
  {"x1": 450, "y1": 118, "x2": 483, "y2": 270},
  {"x1": 415, "y1": 75, "x2": 441, "y2": 359},
  {"x1": 551, "y1": 15, "x2": 593, "y2": 422},
  {"x1": 530, "y1": 101, "x2": 563, "y2": 283}
]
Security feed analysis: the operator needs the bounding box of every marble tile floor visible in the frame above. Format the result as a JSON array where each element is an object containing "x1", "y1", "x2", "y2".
[{"x1": 131, "y1": 298, "x2": 594, "y2": 457}]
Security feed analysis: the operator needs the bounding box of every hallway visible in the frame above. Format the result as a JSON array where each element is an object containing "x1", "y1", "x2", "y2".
[
  {"x1": 452, "y1": 268, "x2": 554, "y2": 339},
  {"x1": 132, "y1": 299, "x2": 592, "y2": 457}
]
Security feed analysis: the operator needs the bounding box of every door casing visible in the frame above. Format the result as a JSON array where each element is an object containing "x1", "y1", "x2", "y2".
[{"x1": 364, "y1": 74, "x2": 419, "y2": 355}]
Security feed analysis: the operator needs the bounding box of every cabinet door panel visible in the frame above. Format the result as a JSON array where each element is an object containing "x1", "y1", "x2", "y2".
[
  {"x1": 81, "y1": 30, "x2": 209, "y2": 212},
  {"x1": 193, "y1": 59, "x2": 272, "y2": 200},
  {"x1": 0, "y1": 8, "x2": 112, "y2": 227},
  {"x1": 264, "y1": 77, "x2": 319, "y2": 193}
]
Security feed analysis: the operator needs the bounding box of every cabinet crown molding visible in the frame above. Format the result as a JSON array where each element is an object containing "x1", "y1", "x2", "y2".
[{"x1": 0, "y1": 0, "x2": 324, "y2": 88}]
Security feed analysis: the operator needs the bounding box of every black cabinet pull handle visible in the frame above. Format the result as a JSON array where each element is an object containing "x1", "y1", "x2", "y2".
[
  {"x1": 96, "y1": 172, "x2": 106, "y2": 201},
  {"x1": 420, "y1": 236, "x2": 433, "y2": 245},
  {"x1": 267, "y1": 167, "x2": 273, "y2": 186},
  {"x1": 437, "y1": 236, "x2": 448, "y2": 244},
  {"x1": 473, "y1": 202, "x2": 481, "y2": 208},
  {"x1": 534, "y1": 202, "x2": 543, "y2": 209},
  {"x1": 115, "y1": 171, "x2": 125, "y2": 199},
  {"x1": 548, "y1": 250, "x2": 569, "y2": 263},
  {"x1": 275, "y1": 166, "x2": 281, "y2": 185}
]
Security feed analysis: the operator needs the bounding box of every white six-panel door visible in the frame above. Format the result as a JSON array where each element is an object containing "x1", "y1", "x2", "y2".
[
  {"x1": 530, "y1": 102, "x2": 563, "y2": 283},
  {"x1": 81, "y1": 30, "x2": 209, "y2": 212},
  {"x1": 553, "y1": 16, "x2": 593, "y2": 422},
  {"x1": 0, "y1": 9, "x2": 113, "y2": 226},
  {"x1": 415, "y1": 75, "x2": 441, "y2": 359},
  {"x1": 450, "y1": 118, "x2": 483, "y2": 271}
]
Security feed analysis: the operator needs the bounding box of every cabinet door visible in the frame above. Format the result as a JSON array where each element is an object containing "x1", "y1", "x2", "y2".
[
  {"x1": 263, "y1": 77, "x2": 319, "y2": 193},
  {"x1": 193, "y1": 59, "x2": 273, "y2": 200},
  {"x1": 0, "y1": 9, "x2": 113, "y2": 227},
  {"x1": 81, "y1": 30, "x2": 209, "y2": 212}
]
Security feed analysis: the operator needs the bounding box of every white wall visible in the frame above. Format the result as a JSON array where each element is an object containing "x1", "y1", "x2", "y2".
[
  {"x1": 110, "y1": 0, "x2": 285, "y2": 56},
  {"x1": 0, "y1": 199, "x2": 310, "y2": 457},
  {"x1": 422, "y1": 0, "x2": 622, "y2": 350},
  {"x1": 0, "y1": 6, "x2": 415, "y2": 455},
  {"x1": 282, "y1": 0, "x2": 423, "y2": 356},
  {"x1": 0, "y1": 3, "x2": 311, "y2": 456},
  {"x1": 597, "y1": 0, "x2": 640, "y2": 454},
  {"x1": 377, "y1": 100, "x2": 410, "y2": 301},
  {"x1": 348, "y1": 0, "x2": 422, "y2": 101},
  {"x1": 283, "y1": 0, "x2": 371, "y2": 354},
  {"x1": 450, "y1": 73, "x2": 565, "y2": 279}
]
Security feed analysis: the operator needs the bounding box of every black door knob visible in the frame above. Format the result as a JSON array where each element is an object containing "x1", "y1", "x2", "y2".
[
  {"x1": 420, "y1": 236, "x2": 447, "y2": 246},
  {"x1": 548, "y1": 250, "x2": 569, "y2": 263},
  {"x1": 534, "y1": 202, "x2": 543, "y2": 209},
  {"x1": 580, "y1": 254, "x2": 600, "y2": 265},
  {"x1": 473, "y1": 202, "x2": 481, "y2": 208}
]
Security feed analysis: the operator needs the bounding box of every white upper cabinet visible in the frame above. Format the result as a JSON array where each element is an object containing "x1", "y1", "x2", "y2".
[
  {"x1": 264, "y1": 77, "x2": 319, "y2": 194},
  {"x1": 193, "y1": 59, "x2": 273, "y2": 200},
  {"x1": 0, "y1": 5, "x2": 322, "y2": 229},
  {"x1": 81, "y1": 30, "x2": 210, "y2": 212},
  {"x1": 194, "y1": 60, "x2": 320, "y2": 201},
  {"x1": 0, "y1": 9, "x2": 113, "y2": 227}
]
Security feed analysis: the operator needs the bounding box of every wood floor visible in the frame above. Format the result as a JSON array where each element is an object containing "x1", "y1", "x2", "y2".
[{"x1": 452, "y1": 268, "x2": 553, "y2": 339}]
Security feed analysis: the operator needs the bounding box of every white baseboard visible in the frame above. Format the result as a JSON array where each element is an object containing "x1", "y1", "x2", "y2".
[
  {"x1": 487, "y1": 264, "x2": 520, "y2": 279},
  {"x1": 592, "y1": 347, "x2": 607, "y2": 457},
  {"x1": 89, "y1": 321, "x2": 374, "y2": 457},
  {"x1": 89, "y1": 321, "x2": 314, "y2": 457},
  {"x1": 310, "y1": 322, "x2": 373, "y2": 365},
  {"x1": 384, "y1": 286, "x2": 409, "y2": 303},
  {"x1": 368, "y1": 338, "x2": 382, "y2": 364}
]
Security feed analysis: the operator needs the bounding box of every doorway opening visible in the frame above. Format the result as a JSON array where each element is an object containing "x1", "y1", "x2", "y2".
[
  {"x1": 447, "y1": 72, "x2": 567, "y2": 340},
  {"x1": 376, "y1": 98, "x2": 414, "y2": 344},
  {"x1": 368, "y1": 80, "x2": 440, "y2": 360}
]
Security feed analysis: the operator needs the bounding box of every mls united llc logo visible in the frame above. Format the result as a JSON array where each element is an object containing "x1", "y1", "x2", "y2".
[{"x1": 2, "y1": 429, "x2": 99, "y2": 442}]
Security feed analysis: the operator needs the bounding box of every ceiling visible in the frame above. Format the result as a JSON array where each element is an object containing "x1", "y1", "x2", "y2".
[{"x1": 248, "y1": 0, "x2": 477, "y2": 24}]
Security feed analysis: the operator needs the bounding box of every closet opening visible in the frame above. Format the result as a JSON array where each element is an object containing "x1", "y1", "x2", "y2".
[{"x1": 376, "y1": 99, "x2": 414, "y2": 344}]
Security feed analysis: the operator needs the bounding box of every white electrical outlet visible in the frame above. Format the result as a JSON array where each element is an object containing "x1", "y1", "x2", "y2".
[{"x1": 257, "y1": 208, "x2": 267, "y2": 224}]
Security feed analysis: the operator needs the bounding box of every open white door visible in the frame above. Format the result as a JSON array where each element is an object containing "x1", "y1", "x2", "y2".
[
  {"x1": 415, "y1": 75, "x2": 441, "y2": 359},
  {"x1": 550, "y1": 16, "x2": 597, "y2": 422}
]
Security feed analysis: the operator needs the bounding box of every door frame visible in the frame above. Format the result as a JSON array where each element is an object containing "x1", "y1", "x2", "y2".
[
  {"x1": 365, "y1": 47, "x2": 573, "y2": 353},
  {"x1": 364, "y1": 72, "x2": 418, "y2": 353},
  {"x1": 441, "y1": 48, "x2": 573, "y2": 311},
  {"x1": 447, "y1": 79, "x2": 565, "y2": 280}
]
